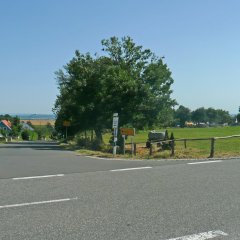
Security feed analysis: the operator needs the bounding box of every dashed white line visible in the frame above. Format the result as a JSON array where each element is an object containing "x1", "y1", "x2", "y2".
[
  {"x1": 12, "y1": 174, "x2": 64, "y2": 180},
  {"x1": 167, "y1": 230, "x2": 228, "y2": 240},
  {"x1": 110, "y1": 166, "x2": 152, "y2": 172},
  {"x1": 188, "y1": 160, "x2": 222, "y2": 165},
  {"x1": 0, "y1": 197, "x2": 78, "y2": 209}
]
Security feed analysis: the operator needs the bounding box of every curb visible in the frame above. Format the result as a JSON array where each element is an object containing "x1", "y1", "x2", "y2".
[{"x1": 75, "y1": 153, "x2": 240, "y2": 162}]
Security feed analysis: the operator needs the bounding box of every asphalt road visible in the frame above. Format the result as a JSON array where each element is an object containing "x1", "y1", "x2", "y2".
[{"x1": 0, "y1": 141, "x2": 240, "y2": 240}]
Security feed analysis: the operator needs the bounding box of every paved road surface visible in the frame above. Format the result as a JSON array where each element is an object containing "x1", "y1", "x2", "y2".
[
  {"x1": 0, "y1": 141, "x2": 240, "y2": 239},
  {"x1": 0, "y1": 141, "x2": 187, "y2": 179}
]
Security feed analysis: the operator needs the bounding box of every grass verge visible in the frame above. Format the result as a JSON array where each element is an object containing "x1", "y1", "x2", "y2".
[{"x1": 62, "y1": 126, "x2": 240, "y2": 160}]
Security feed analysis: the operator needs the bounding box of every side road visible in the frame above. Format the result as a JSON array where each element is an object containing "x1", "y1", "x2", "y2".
[{"x1": 0, "y1": 141, "x2": 237, "y2": 179}]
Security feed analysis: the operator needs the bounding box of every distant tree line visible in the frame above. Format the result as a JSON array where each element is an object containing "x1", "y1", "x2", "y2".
[
  {"x1": 0, "y1": 114, "x2": 15, "y2": 121},
  {"x1": 174, "y1": 106, "x2": 235, "y2": 128}
]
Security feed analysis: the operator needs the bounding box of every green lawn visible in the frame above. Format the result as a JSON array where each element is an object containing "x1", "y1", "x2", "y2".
[
  {"x1": 103, "y1": 126, "x2": 240, "y2": 159},
  {"x1": 104, "y1": 126, "x2": 240, "y2": 143}
]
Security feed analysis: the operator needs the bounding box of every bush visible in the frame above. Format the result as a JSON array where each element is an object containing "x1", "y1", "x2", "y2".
[
  {"x1": 21, "y1": 130, "x2": 30, "y2": 140},
  {"x1": 90, "y1": 139, "x2": 105, "y2": 151},
  {"x1": 76, "y1": 137, "x2": 91, "y2": 148},
  {"x1": 75, "y1": 136, "x2": 107, "y2": 151}
]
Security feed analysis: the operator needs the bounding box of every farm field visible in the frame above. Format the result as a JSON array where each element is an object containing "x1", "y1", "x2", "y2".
[
  {"x1": 103, "y1": 126, "x2": 240, "y2": 159},
  {"x1": 22, "y1": 119, "x2": 55, "y2": 126}
]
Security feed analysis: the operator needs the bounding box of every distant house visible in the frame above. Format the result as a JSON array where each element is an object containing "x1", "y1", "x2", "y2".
[
  {"x1": 185, "y1": 121, "x2": 196, "y2": 127},
  {"x1": 0, "y1": 120, "x2": 12, "y2": 133},
  {"x1": 21, "y1": 122, "x2": 34, "y2": 131}
]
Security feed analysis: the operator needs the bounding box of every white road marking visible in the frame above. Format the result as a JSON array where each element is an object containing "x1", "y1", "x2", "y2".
[
  {"x1": 110, "y1": 166, "x2": 152, "y2": 172},
  {"x1": 188, "y1": 160, "x2": 222, "y2": 165},
  {"x1": 77, "y1": 154, "x2": 144, "y2": 161},
  {"x1": 12, "y1": 174, "x2": 64, "y2": 180},
  {"x1": 167, "y1": 230, "x2": 228, "y2": 240},
  {"x1": 0, "y1": 197, "x2": 78, "y2": 209}
]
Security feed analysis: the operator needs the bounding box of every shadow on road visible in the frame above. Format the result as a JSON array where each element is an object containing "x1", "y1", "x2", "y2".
[{"x1": 0, "y1": 141, "x2": 67, "y2": 151}]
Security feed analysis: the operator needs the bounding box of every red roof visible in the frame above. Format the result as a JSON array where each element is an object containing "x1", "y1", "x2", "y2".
[{"x1": 1, "y1": 120, "x2": 12, "y2": 128}]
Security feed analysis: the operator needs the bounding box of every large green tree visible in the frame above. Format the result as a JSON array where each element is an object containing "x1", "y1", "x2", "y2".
[{"x1": 54, "y1": 36, "x2": 176, "y2": 143}]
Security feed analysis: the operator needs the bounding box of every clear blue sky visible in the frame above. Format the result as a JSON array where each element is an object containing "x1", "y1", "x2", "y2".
[{"x1": 1, "y1": 0, "x2": 240, "y2": 114}]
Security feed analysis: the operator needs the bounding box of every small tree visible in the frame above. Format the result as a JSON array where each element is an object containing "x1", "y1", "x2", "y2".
[
  {"x1": 191, "y1": 107, "x2": 207, "y2": 124},
  {"x1": 174, "y1": 105, "x2": 191, "y2": 127},
  {"x1": 237, "y1": 113, "x2": 240, "y2": 124},
  {"x1": 0, "y1": 129, "x2": 7, "y2": 137},
  {"x1": 27, "y1": 121, "x2": 34, "y2": 128},
  {"x1": 21, "y1": 130, "x2": 30, "y2": 140},
  {"x1": 7, "y1": 116, "x2": 22, "y2": 138},
  {"x1": 36, "y1": 129, "x2": 43, "y2": 140}
]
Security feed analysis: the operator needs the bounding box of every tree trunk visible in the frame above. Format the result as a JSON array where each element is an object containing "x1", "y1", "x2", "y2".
[
  {"x1": 84, "y1": 130, "x2": 87, "y2": 146},
  {"x1": 94, "y1": 129, "x2": 103, "y2": 144},
  {"x1": 91, "y1": 130, "x2": 94, "y2": 141}
]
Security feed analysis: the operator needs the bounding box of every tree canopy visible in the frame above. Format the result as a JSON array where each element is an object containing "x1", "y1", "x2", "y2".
[
  {"x1": 53, "y1": 36, "x2": 176, "y2": 141},
  {"x1": 174, "y1": 105, "x2": 191, "y2": 127}
]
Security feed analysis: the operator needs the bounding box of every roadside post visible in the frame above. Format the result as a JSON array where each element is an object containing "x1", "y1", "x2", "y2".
[
  {"x1": 122, "y1": 135, "x2": 126, "y2": 155},
  {"x1": 112, "y1": 113, "x2": 119, "y2": 155},
  {"x1": 120, "y1": 128, "x2": 135, "y2": 156},
  {"x1": 63, "y1": 121, "x2": 71, "y2": 141},
  {"x1": 210, "y1": 137, "x2": 215, "y2": 158},
  {"x1": 131, "y1": 137, "x2": 134, "y2": 156},
  {"x1": 134, "y1": 143, "x2": 137, "y2": 156}
]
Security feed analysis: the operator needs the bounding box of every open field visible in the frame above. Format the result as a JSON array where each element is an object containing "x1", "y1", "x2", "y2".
[
  {"x1": 22, "y1": 119, "x2": 55, "y2": 126},
  {"x1": 103, "y1": 126, "x2": 240, "y2": 143}
]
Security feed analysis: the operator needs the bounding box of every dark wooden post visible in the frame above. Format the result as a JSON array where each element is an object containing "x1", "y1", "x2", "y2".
[
  {"x1": 184, "y1": 139, "x2": 187, "y2": 149},
  {"x1": 210, "y1": 138, "x2": 215, "y2": 158},
  {"x1": 171, "y1": 140, "x2": 175, "y2": 157},
  {"x1": 134, "y1": 143, "x2": 137, "y2": 156},
  {"x1": 123, "y1": 135, "x2": 126, "y2": 155},
  {"x1": 150, "y1": 143, "x2": 153, "y2": 156}
]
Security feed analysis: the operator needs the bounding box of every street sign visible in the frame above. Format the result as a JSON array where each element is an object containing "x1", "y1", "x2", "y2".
[
  {"x1": 120, "y1": 128, "x2": 135, "y2": 136},
  {"x1": 63, "y1": 121, "x2": 71, "y2": 127},
  {"x1": 112, "y1": 113, "x2": 119, "y2": 128},
  {"x1": 113, "y1": 128, "x2": 118, "y2": 140}
]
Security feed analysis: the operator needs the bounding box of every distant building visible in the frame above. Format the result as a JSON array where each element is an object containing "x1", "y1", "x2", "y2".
[
  {"x1": 185, "y1": 121, "x2": 195, "y2": 127},
  {"x1": 0, "y1": 120, "x2": 12, "y2": 133},
  {"x1": 20, "y1": 122, "x2": 34, "y2": 131}
]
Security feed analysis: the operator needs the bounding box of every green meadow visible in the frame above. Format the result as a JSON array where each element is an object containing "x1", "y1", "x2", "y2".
[{"x1": 103, "y1": 126, "x2": 240, "y2": 159}]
